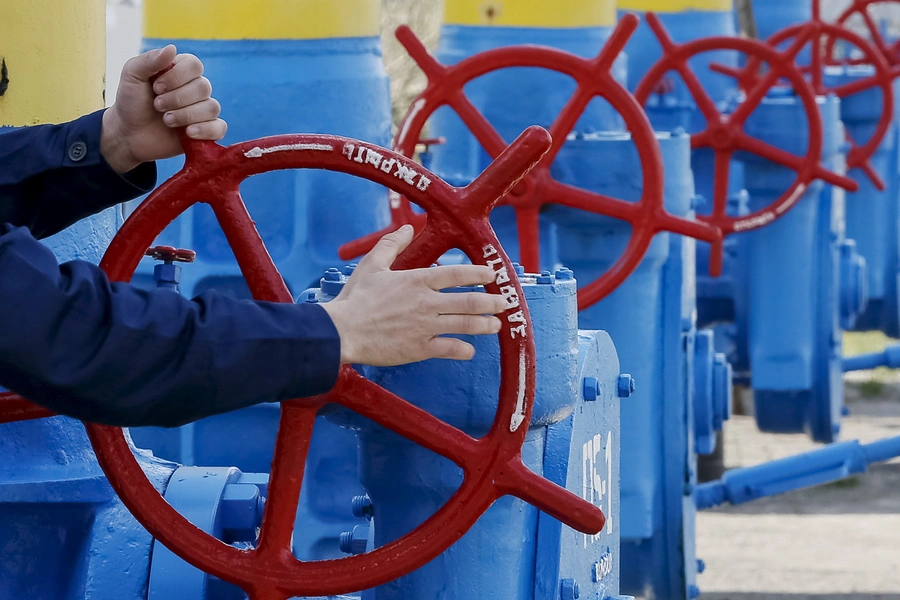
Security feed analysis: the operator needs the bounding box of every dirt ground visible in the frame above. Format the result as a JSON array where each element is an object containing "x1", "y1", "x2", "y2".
[{"x1": 695, "y1": 382, "x2": 900, "y2": 600}]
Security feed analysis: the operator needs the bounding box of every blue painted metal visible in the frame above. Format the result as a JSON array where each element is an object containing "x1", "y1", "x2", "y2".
[
  {"x1": 420, "y1": 20, "x2": 734, "y2": 598},
  {"x1": 844, "y1": 344, "x2": 900, "y2": 371},
  {"x1": 693, "y1": 330, "x2": 733, "y2": 455},
  {"x1": 546, "y1": 130, "x2": 705, "y2": 599},
  {"x1": 739, "y1": 94, "x2": 864, "y2": 442},
  {"x1": 147, "y1": 467, "x2": 268, "y2": 600},
  {"x1": 0, "y1": 418, "x2": 175, "y2": 600},
  {"x1": 428, "y1": 23, "x2": 621, "y2": 266},
  {"x1": 0, "y1": 160, "x2": 173, "y2": 598},
  {"x1": 316, "y1": 273, "x2": 625, "y2": 599},
  {"x1": 128, "y1": 32, "x2": 392, "y2": 562},
  {"x1": 747, "y1": 0, "x2": 810, "y2": 46},
  {"x1": 695, "y1": 436, "x2": 900, "y2": 508},
  {"x1": 831, "y1": 69, "x2": 900, "y2": 337}
]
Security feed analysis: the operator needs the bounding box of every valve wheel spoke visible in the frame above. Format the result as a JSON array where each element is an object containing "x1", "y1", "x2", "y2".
[
  {"x1": 515, "y1": 206, "x2": 542, "y2": 273},
  {"x1": 736, "y1": 133, "x2": 855, "y2": 189},
  {"x1": 675, "y1": 62, "x2": 723, "y2": 124},
  {"x1": 543, "y1": 86, "x2": 596, "y2": 166},
  {"x1": 448, "y1": 90, "x2": 509, "y2": 159},
  {"x1": 211, "y1": 190, "x2": 292, "y2": 303},
  {"x1": 711, "y1": 149, "x2": 734, "y2": 221},
  {"x1": 0, "y1": 392, "x2": 55, "y2": 424},
  {"x1": 548, "y1": 180, "x2": 642, "y2": 223},
  {"x1": 497, "y1": 460, "x2": 605, "y2": 533},
  {"x1": 861, "y1": 8, "x2": 894, "y2": 58},
  {"x1": 256, "y1": 401, "x2": 323, "y2": 559},
  {"x1": 334, "y1": 370, "x2": 482, "y2": 468}
]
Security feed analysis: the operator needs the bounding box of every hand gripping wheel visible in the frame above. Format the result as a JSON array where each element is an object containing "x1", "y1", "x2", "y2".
[
  {"x1": 634, "y1": 12, "x2": 858, "y2": 271},
  {"x1": 340, "y1": 14, "x2": 722, "y2": 309},
  {"x1": 710, "y1": 0, "x2": 898, "y2": 190},
  {"x1": 0, "y1": 127, "x2": 605, "y2": 599}
]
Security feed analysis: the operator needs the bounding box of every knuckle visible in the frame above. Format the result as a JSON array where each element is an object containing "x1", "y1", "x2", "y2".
[{"x1": 200, "y1": 77, "x2": 213, "y2": 97}]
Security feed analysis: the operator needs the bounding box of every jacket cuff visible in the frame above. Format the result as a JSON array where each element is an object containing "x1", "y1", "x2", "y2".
[
  {"x1": 291, "y1": 303, "x2": 342, "y2": 396},
  {"x1": 65, "y1": 109, "x2": 158, "y2": 197}
]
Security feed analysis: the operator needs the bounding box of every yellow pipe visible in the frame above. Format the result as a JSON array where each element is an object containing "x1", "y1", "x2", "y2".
[
  {"x1": 144, "y1": 0, "x2": 381, "y2": 41},
  {"x1": 617, "y1": 0, "x2": 733, "y2": 12},
  {"x1": 0, "y1": 0, "x2": 105, "y2": 127},
  {"x1": 444, "y1": 0, "x2": 616, "y2": 28}
]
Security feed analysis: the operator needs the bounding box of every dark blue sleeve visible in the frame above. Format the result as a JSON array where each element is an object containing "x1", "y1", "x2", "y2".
[
  {"x1": 0, "y1": 224, "x2": 341, "y2": 428},
  {"x1": 0, "y1": 110, "x2": 157, "y2": 239}
]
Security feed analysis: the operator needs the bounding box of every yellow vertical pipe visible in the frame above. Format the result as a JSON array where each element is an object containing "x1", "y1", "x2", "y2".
[
  {"x1": 0, "y1": 0, "x2": 106, "y2": 127},
  {"x1": 444, "y1": 0, "x2": 616, "y2": 27}
]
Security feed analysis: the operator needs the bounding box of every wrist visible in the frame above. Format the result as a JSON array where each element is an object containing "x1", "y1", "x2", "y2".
[
  {"x1": 101, "y1": 108, "x2": 141, "y2": 174},
  {"x1": 320, "y1": 301, "x2": 354, "y2": 365}
]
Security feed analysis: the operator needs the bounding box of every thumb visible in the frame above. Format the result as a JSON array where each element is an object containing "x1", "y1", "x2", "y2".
[
  {"x1": 358, "y1": 224, "x2": 415, "y2": 273},
  {"x1": 126, "y1": 45, "x2": 178, "y2": 83}
]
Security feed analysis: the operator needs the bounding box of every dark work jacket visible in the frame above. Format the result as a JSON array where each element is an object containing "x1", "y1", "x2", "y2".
[{"x1": 0, "y1": 110, "x2": 340, "y2": 427}]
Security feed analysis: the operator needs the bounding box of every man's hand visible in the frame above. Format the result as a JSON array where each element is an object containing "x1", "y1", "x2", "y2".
[
  {"x1": 101, "y1": 45, "x2": 228, "y2": 174},
  {"x1": 321, "y1": 225, "x2": 509, "y2": 366}
]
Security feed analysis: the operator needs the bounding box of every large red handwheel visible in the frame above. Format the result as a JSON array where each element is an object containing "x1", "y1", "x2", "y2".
[
  {"x1": 830, "y1": 0, "x2": 900, "y2": 67},
  {"x1": 0, "y1": 127, "x2": 605, "y2": 599},
  {"x1": 340, "y1": 14, "x2": 722, "y2": 310},
  {"x1": 634, "y1": 12, "x2": 858, "y2": 266},
  {"x1": 711, "y1": 1, "x2": 898, "y2": 190}
]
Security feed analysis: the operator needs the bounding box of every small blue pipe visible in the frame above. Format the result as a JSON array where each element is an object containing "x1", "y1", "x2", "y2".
[
  {"x1": 842, "y1": 344, "x2": 900, "y2": 372},
  {"x1": 695, "y1": 436, "x2": 900, "y2": 509}
]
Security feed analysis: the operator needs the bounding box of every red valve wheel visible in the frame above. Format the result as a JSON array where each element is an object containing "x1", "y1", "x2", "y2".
[
  {"x1": 0, "y1": 127, "x2": 606, "y2": 599},
  {"x1": 145, "y1": 245, "x2": 197, "y2": 263},
  {"x1": 340, "y1": 14, "x2": 722, "y2": 309},
  {"x1": 710, "y1": 1, "x2": 897, "y2": 190},
  {"x1": 830, "y1": 0, "x2": 900, "y2": 67},
  {"x1": 634, "y1": 13, "x2": 858, "y2": 250}
]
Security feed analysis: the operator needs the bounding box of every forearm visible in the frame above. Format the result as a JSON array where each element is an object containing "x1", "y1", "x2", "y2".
[
  {"x1": 0, "y1": 110, "x2": 157, "y2": 239},
  {"x1": 0, "y1": 225, "x2": 340, "y2": 427}
]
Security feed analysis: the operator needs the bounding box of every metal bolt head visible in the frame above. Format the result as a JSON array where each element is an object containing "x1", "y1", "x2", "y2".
[
  {"x1": 617, "y1": 374, "x2": 635, "y2": 398},
  {"x1": 560, "y1": 578, "x2": 580, "y2": 600},
  {"x1": 688, "y1": 584, "x2": 701, "y2": 599},
  {"x1": 342, "y1": 263, "x2": 358, "y2": 276},
  {"x1": 582, "y1": 377, "x2": 600, "y2": 401},
  {"x1": 352, "y1": 494, "x2": 374, "y2": 519},
  {"x1": 537, "y1": 270, "x2": 554, "y2": 285},
  {"x1": 555, "y1": 267, "x2": 574, "y2": 281},
  {"x1": 324, "y1": 267, "x2": 343, "y2": 282},
  {"x1": 339, "y1": 524, "x2": 369, "y2": 555},
  {"x1": 697, "y1": 558, "x2": 706, "y2": 573},
  {"x1": 304, "y1": 291, "x2": 319, "y2": 303},
  {"x1": 512, "y1": 262, "x2": 526, "y2": 277}
]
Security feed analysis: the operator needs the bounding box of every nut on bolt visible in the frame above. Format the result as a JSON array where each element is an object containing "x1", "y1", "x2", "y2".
[
  {"x1": 617, "y1": 374, "x2": 635, "y2": 398},
  {"x1": 352, "y1": 494, "x2": 374, "y2": 519},
  {"x1": 582, "y1": 377, "x2": 600, "y2": 401},
  {"x1": 560, "y1": 578, "x2": 580, "y2": 600},
  {"x1": 339, "y1": 524, "x2": 369, "y2": 555},
  {"x1": 555, "y1": 267, "x2": 574, "y2": 281},
  {"x1": 537, "y1": 270, "x2": 554, "y2": 284}
]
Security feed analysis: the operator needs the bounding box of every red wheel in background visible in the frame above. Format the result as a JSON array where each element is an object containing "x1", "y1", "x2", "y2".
[
  {"x1": 710, "y1": 1, "x2": 898, "y2": 190},
  {"x1": 0, "y1": 127, "x2": 606, "y2": 599},
  {"x1": 340, "y1": 14, "x2": 723, "y2": 310},
  {"x1": 634, "y1": 13, "x2": 858, "y2": 260},
  {"x1": 831, "y1": 0, "x2": 900, "y2": 67}
]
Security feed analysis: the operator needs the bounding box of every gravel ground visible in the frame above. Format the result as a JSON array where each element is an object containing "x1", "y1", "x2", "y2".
[{"x1": 695, "y1": 382, "x2": 900, "y2": 600}]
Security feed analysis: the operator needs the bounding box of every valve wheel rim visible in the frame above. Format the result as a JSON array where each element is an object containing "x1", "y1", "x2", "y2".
[
  {"x1": 832, "y1": 0, "x2": 900, "y2": 67},
  {"x1": 634, "y1": 12, "x2": 858, "y2": 274},
  {"x1": 718, "y1": 16, "x2": 896, "y2": 191},
  {"x1": 0, "y1": 129, "x2": 606, "y2": 600},
  {"x1": 340, "y1": 14, "x2": 722, "y2": 310}
]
